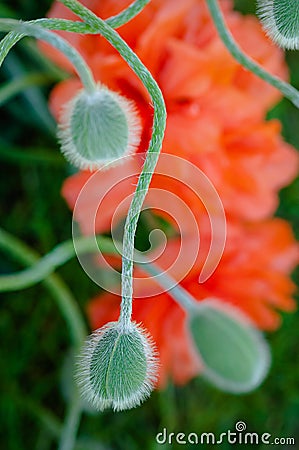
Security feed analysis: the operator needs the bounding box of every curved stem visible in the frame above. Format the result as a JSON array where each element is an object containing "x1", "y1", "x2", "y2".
[
  {"x1": 3, "y1": 8, "x2": 299, "y2": 107},
  {"x1": 59, "y1": 0, "x2": 167, "y2": 330},
  {"x1": 3, "y1": 0, "x2": 299, "y2": 105},
  {"x1": 0, "y1": 234, "x2": 117, "y2": 291},
  {"x1": 0, "y1": 228, "x2": 87, "y2": 349},
  {"x1": 0, "y1": 0, "x2": 151, "y2": 72},
  {"x1": 39, "y1": 0, "x2": 150, "y2": 30},
  {"x1": 206, "y1": 0, "x2": 299, "y2": 108},
  {"x1": 0, "y1": 19, "x2": 96, "y2": 93},
  {"x1": 0, "y1": 232, "x2": 196, "y2": 313},
  {"x1": 0, "y1": 229, "x2": 86, "y2": 448},
  {"x1": 105, "y1": 0, "x2": 151, "y2": 29},
  {"x1": 0, "y1": 30, "x2": 25, "y2": 66}
]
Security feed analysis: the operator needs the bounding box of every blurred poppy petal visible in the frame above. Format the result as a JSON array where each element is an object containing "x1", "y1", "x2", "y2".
[{"x1": 44, "y1": 0, "x2": 298, "y2": 387}]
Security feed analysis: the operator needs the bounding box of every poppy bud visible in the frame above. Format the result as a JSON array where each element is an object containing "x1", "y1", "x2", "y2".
[
  {"x1": 188, "y1": 299, "x2": 271, "y2": 393},
  {"x1": 58, "y1": 85, "x2": 141, "y2": 170},
  {"x1": 257, "y1": 0, "x2": 299, "y2": 50},
  {"x1": 76, "y1": 321, "x2": 158, "y2": 411}
]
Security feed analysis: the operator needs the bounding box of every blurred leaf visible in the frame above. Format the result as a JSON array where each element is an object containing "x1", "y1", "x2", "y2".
[{"x1": 2, "y1": 52, "x2": 56, "y2": 135}]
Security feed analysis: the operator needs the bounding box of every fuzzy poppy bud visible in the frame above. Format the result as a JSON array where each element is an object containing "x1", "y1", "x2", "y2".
[
  {"x1": 257, "y1": 0, "x2": 299, "y2": 50},
  {"x1": 188, "y1": 299, "x2": 271, "y2": 393},
  {"x1": 76, "y1": 321, "x2": 158, "y2": 411},
  {"x1": 58, "y1": 85, "x2": 141, "y2": 170}
]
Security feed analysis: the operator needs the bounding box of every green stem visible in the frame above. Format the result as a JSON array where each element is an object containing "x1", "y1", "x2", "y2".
[
  {"x1": 0, "y1": 228, "x2": 87, "y2": 349},
  {"x1": 0, "y1": 19, "x2": 96, "y2": 93},
  {"x1": 41, "y1": 0, "x2": 149, "y2": 30},
  {"x1": 140, "y1": 261, "x2": 196, "y2": 313},
  {"x1": 22, "y1": 39, "x2": 69, "y2": 81},
  {"x1": 0, "y1": 232, "x2": 196, "y2": 313},
  {"x1": 3, "y1": 3, "x2": 299, "y2": 106},
  {"x1": 59, "y1": 0, "x2": 167, "y2": 330},
  {"x1": 0, "y1": 234, "x2": 117, "y2": 291},
  {"x1": 0, "y1": 30, "x2": 25, "y2": 66},
  {"x1": 105, "y1": 0, "x2": 151, "y2": 29},
  {"x1": 206, "y1": 0, "x2": 299, "y2": 108},
  {"x1": 58, "y1": 393, "x2": 82, "y2": 450},
  {"x1": 0, "y1": 0, "x2": 150, "y2": 74},
  {"x1": 0, "y1": 229, "x2": 86, "y2": 450}
]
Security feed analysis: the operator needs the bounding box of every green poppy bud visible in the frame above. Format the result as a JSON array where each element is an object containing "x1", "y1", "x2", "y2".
[
  {"x1": 257, "y1": 0, "x2": 299, "y2": 50},
  {"x1": 76, "y1": 321, "x2": 158, "y2": 411},
  {"x1": 58, "y1": 85, "x2": 141, "y2": 170},
  {"x1": 188, "y1": 299, "x2": 271, "y2": 393}
]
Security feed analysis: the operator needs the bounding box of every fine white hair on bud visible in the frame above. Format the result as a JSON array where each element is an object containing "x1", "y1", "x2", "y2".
[
  {"x1": 257, "y1": 0, "x2": 299, "y2": 50},
  {"x1": 76, "y1": 321, "x2": 158, "y2": 411},
  {"x1": 58, "y1": 84, "x2": 142, "y2": 170}
]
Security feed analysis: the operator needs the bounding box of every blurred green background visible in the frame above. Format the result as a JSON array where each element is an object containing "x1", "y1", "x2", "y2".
[{"x1": 0, "y1": 1, "x2": 299, "y2": 449}]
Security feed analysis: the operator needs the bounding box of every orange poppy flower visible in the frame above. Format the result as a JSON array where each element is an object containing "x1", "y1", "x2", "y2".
[{"x1": 43, "y1": 0, "x2": 298, "y2": 385}]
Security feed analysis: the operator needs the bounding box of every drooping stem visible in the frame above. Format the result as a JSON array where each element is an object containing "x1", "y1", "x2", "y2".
[
  {"x1": 0, "y1": 232, "x2": 196, "y2": 313},
  {"x1": 58, "y1": 0, "x2": 167, "y2": 330},
  {"x1": 0, "y1": 19, "x2": 96, "y2": 93},
  {"x1": 0, "y1": 0, "x2": 150, "y2": 74},
  {"x1": 0, "y1": 228, "x2": 87, "y2": 349},
  {"x1": 206, "y1": 0, "x2": 299, "y2": 108},
  {"x1": 0, "y1": 30, "x2": 26, "y2": 66},
  {"x1": 0, "y1": 234, "x2": 117, "y2": 291},
  {"x1": 3, "y1": 6, "x2": 299, "y2": 106}
]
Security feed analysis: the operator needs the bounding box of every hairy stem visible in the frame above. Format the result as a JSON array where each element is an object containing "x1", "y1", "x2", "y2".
[
  {"x1": 206, "y1": 0, "x2": 299, "y2": 108},
  {"x1": 0, "y1": 234, "x2": 117, "y2": 291},
  {"x1": 0, "y1": 19, "x2": 96, "y2": 92},
  {"x1": 105, "y1": 0, "x2": 151, "y2": 29},
  {"x1": 0, "y1": 0, "x2": 151, "y2": 74},
  {"x1": 59, "y1": 0, "x2": 167, "y2": 330},
  {"x1": 0, "y1": 233, "x2": 196, "y2": 313},
  {"x1": 0, "y1": 30, "x2": 26, "y2": 66},
  {"x1": 3, "y1": 6, "x2": 299, "y2": 106}
]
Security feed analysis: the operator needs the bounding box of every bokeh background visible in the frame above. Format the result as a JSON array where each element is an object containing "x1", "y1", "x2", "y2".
[{"x1": 1, "y1": 0, "x2": 299, "y2": 449}]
